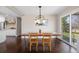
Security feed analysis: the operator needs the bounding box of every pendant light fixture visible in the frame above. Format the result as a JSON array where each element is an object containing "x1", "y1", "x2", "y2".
[{"x1": 34, "y1": 6, "x2": 48, "y2": 25}]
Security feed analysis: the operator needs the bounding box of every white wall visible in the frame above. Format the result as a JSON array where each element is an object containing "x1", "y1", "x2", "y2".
[{"x1": 21, "y1": 15, "x2": 58, "y2": 34}]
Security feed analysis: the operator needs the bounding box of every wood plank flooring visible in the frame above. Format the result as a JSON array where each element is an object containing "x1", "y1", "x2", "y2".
[{"x1": 0, "y1": 36, "x2": 71, "y2": 53}]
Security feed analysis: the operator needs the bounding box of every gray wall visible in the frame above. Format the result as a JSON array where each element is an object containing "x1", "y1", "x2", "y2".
[{"x1": 17, "y1": 17, "x2": 22, "y2": 36}]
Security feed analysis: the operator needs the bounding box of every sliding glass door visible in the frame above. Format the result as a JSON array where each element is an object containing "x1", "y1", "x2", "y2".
[
  {"x1": 62, "y1": 15, "x2": 70, "y2": 42},
  {"x1": 71, "y1": 14, "x2": 79, "y2": 47},
  {"x1": 62, "y1": 13, "x2": 79, "y2": 47}
]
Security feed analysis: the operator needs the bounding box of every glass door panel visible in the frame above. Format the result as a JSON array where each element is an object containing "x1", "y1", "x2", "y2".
[
  {"x1": 62, "y1": 15, "x2": 70, "y2": 42},
  {"x1": 71, "y1": 14, "x2": 79, "y2": 47}
]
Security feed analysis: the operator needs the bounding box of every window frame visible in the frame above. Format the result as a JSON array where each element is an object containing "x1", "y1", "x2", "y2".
[{"x1": 61, "y1": 13, "x2": 79, "y2": 46}]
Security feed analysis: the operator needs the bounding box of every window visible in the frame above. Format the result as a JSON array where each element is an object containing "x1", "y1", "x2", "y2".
[
  {"x1": 71, "y1": 14, "x2": 79, "y2": 47},
  {"x1": 62, "y1": 15, "x2": 70, "y2": 42},
  {"x1": 61, "y1": 14, "x2": 79, "y2": 47}
]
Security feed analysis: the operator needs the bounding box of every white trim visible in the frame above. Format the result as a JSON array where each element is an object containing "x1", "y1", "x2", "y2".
[{"x1": 69, "y1": 14, "x2": 72, "y2": 44}]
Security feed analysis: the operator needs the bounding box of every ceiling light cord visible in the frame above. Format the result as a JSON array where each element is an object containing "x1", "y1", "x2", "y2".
[{"x1": 39, "y1": 6, "x2": 42, "y2": 18}]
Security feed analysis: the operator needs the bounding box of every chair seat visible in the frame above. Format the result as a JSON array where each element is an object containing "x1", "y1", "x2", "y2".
[
  {"x1": 43, "y1": 39, "x2": 51, "y2": 42},
  {"x1": 31, "y1": 39, "x2": 38, "y2": 42}
]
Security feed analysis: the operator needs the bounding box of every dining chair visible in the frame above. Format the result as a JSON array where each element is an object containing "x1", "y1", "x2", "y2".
[
  {"x1": 29, "y1": 33, "x2": 38, "y2": 52},
  {"x1": 42, "y1": 33, "x2": 52, "y2": 52}
]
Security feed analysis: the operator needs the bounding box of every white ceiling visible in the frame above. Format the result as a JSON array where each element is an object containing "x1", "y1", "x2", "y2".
[
  {"x1": 0, "y1": 6, "x2": 18, "y2": 17},
  {"x1": 14, "y1": 6, "x2": 67, "y2": 16},
  {"x1": 0, "y1": 6, "x2": 67, "y2": 16}
]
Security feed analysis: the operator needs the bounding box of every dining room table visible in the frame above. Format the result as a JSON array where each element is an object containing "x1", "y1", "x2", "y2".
[{"x1": 18, "y1": 33, "x2": 62, "y2": 50}]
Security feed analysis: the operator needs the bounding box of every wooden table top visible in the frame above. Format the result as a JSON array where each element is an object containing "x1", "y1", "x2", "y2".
[{"x1": 18, "y1": 33, "x2": 62, "y2": 36}]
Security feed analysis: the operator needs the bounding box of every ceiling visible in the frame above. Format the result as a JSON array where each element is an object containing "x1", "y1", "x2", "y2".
[
  {"x1": 0, "y1": 6, "x2": 67, "y2": 16},
  {"x1": 14, "y1": 6, "x2": 67, "y2": 16}
]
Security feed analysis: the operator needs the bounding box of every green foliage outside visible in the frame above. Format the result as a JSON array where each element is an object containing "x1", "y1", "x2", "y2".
[
  {"x1": 62, "y1": 16, "x2": 70, "y2": 42},
  {"x1": 62, "y1": 16, "x2": 78, "y2": 44},
  {"x1": 62, "y1": 17, "x2": 69, "y2": 33}
]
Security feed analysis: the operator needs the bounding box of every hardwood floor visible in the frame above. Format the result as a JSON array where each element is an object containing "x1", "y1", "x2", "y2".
[{"x1": 0, "y1": 36, "x2": 72, "y2": 53}]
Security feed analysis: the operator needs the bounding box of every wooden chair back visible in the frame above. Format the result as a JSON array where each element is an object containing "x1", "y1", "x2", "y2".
[
  {"x1": 29, "y1": 33, "x2": 38, "y2": 52},
  {"x1": 42, "y1": 33, "x2": 52, "y2": 52}
]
